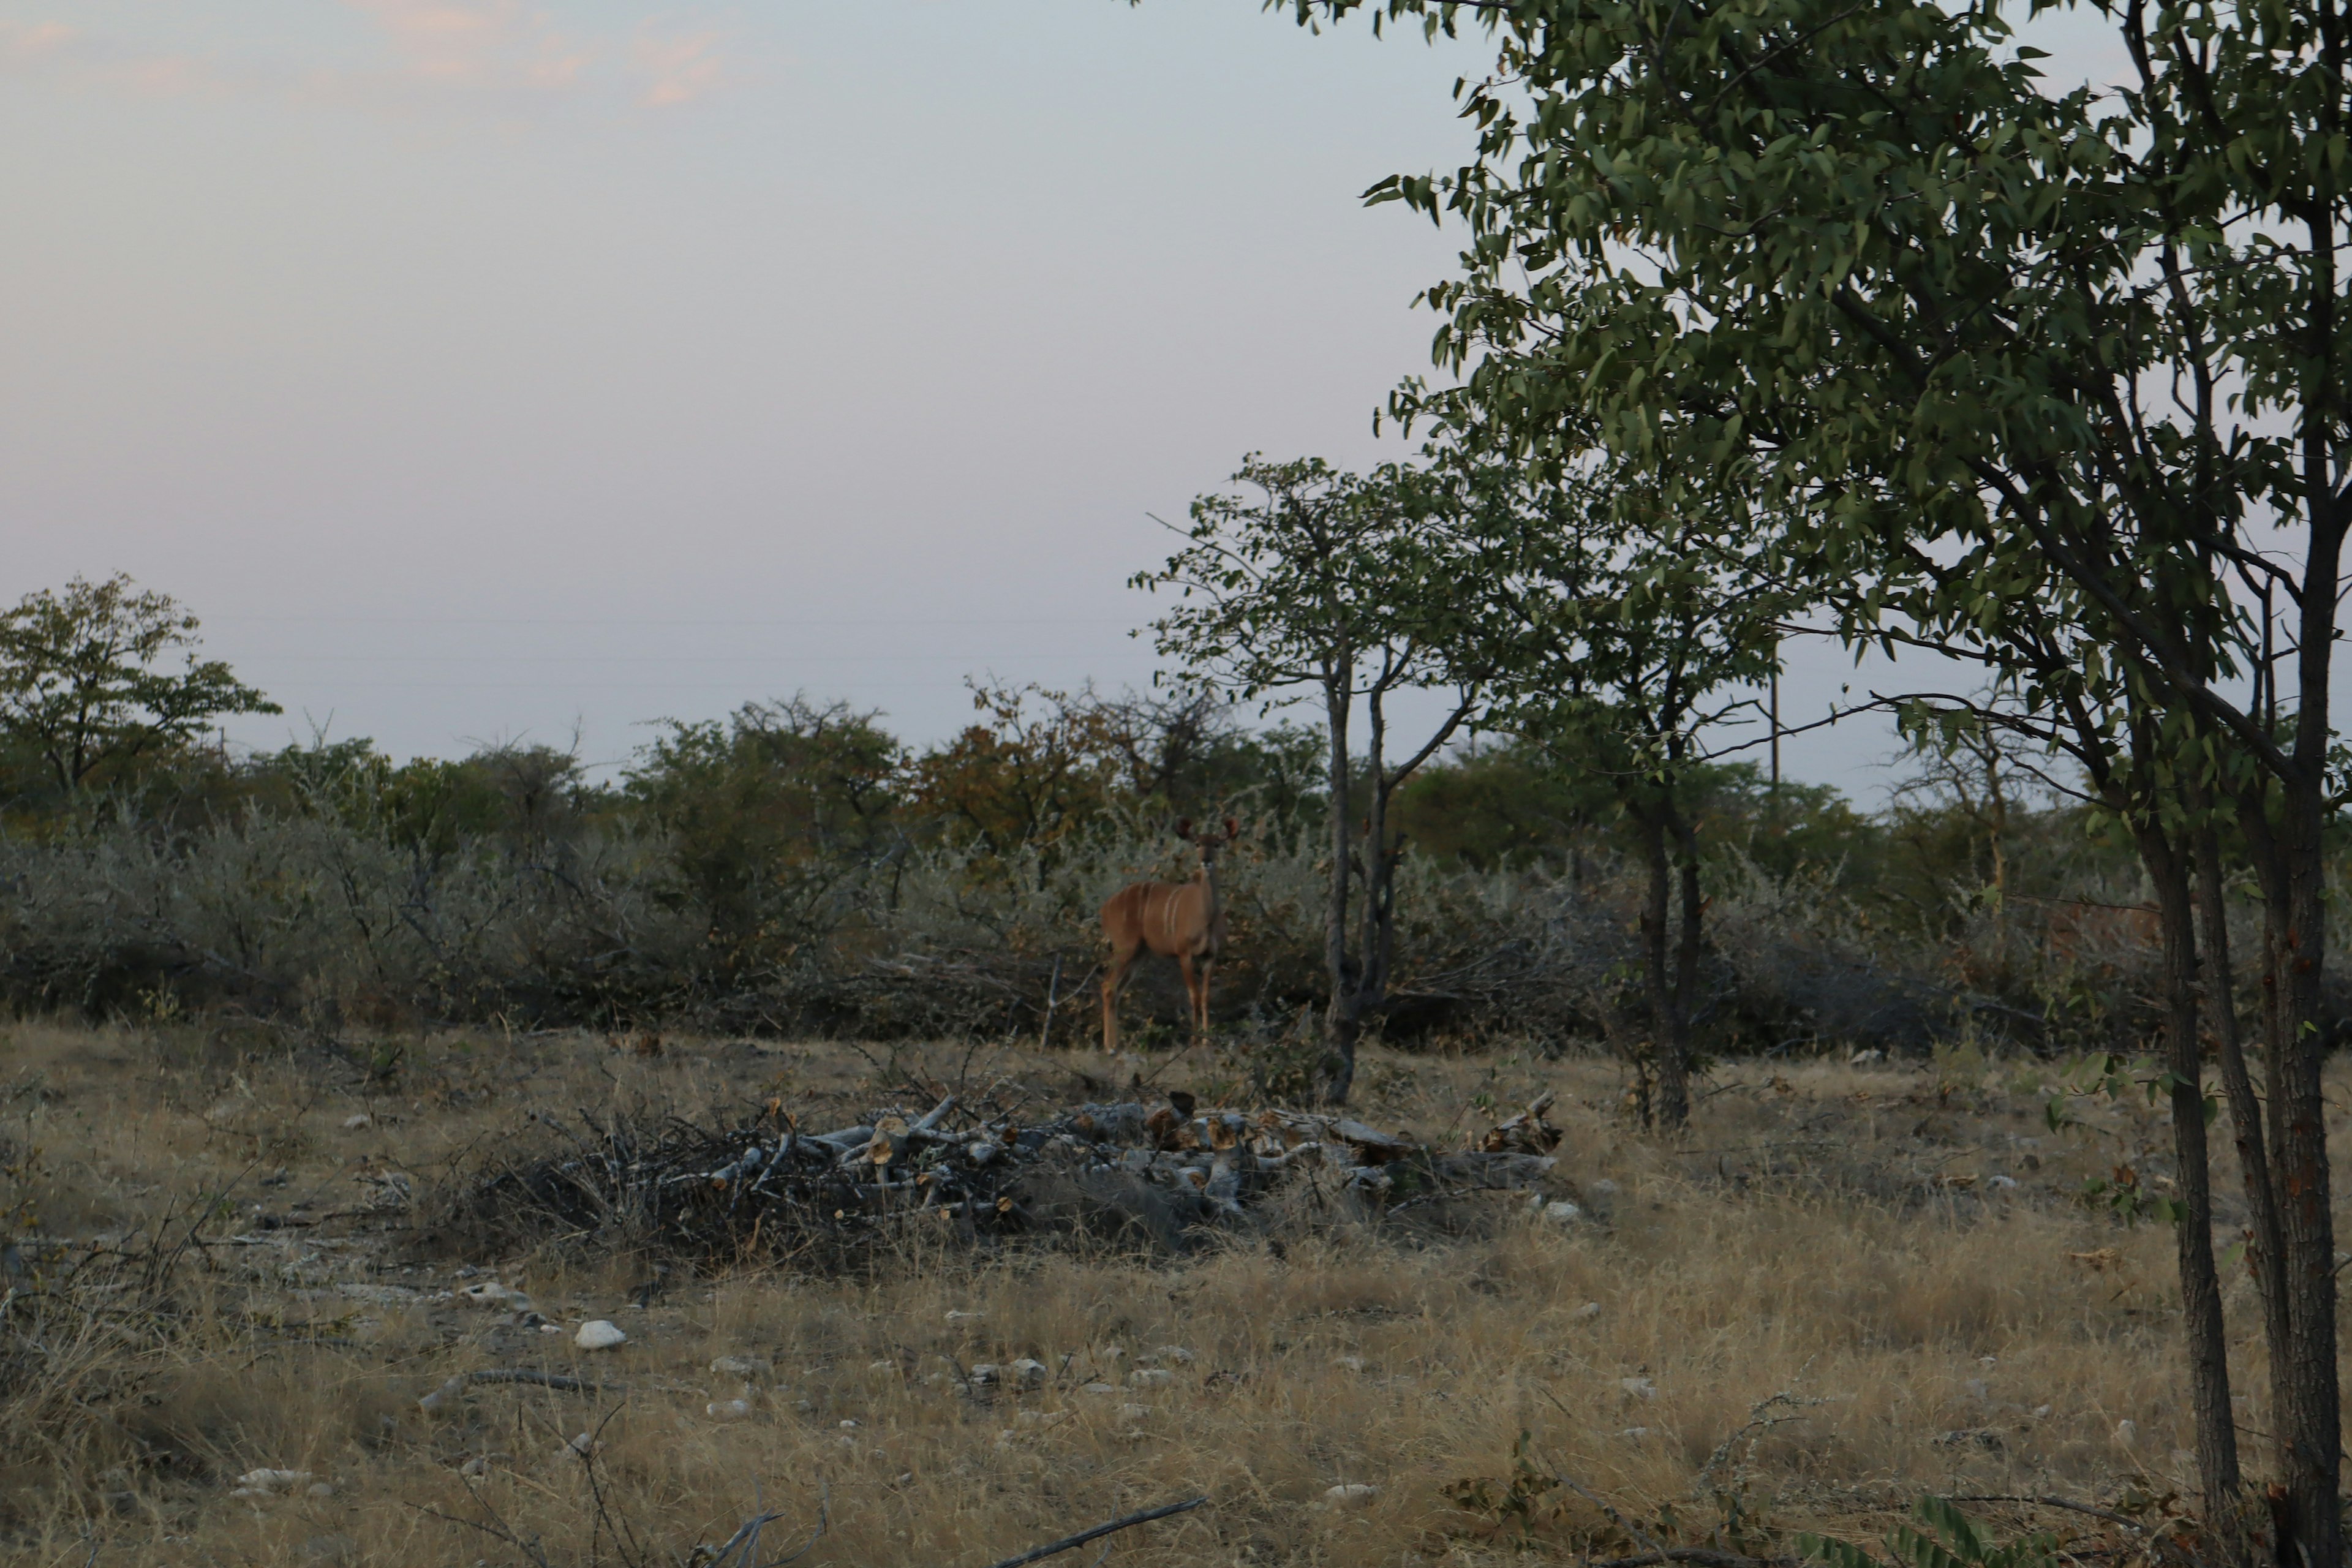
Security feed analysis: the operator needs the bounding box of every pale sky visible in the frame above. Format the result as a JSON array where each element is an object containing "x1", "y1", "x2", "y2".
[{"x1": 0, "y1": 1, "x2": 2143, "y2": 798}]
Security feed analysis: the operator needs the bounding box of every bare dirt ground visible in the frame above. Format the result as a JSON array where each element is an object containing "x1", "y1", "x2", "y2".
[{"x1": 1, "y1": 1019, "x2": 2337, "y2": 1568}]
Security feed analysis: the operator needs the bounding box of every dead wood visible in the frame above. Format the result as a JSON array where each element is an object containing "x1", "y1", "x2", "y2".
[{"x1": 978, "y1": 1494, "x2": 1208, "y2": 1568}]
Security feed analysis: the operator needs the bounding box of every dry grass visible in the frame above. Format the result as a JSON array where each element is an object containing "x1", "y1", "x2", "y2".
[{"x1": 1, "y1": 1019, "x2": 2337, "y2": 1568}]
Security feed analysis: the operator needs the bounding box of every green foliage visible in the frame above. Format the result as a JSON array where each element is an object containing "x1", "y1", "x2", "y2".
[
  {"x1": 1801, "y1": 1496, "x2": 2059, "y2": 1568},
  {"x1": 0, "y1": 575, "x2": 277, "y2": 801}
]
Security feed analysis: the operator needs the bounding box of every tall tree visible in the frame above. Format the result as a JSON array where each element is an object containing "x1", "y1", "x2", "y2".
[
  {"x1": 0, "y1": 575, "x2": 279, "y2": 797},
  {"x1": 1138, "y1": 456, "x2": 1482, "y2": 1102},
  {"x1": 1271, "y1": 0, "x2": 2350, "y2": 1548},
  {"x1": 1454, "y1": 453, "x2": 1786, "y2": 1128}
]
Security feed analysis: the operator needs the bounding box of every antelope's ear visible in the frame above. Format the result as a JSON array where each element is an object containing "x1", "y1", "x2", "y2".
[
  {"x1": 1174, "y1": 818, "x2": 1193, "y2": 841},
  {"x1": 1223, "y1": 816, "x2": 1238, "y2": 840}
]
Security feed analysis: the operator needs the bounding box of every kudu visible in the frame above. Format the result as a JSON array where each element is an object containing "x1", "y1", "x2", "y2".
[{"x1": 1099, "y1": 817, "x2": 1238, "y2": 1051}]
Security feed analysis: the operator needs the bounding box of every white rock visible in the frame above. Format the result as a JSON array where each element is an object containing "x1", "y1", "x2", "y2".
[
  {"x1": 459, "y1": 1457, "x2": 490, "y2": 1477},
  {"x1": 1128, "y1": 1368, "x2": 1174, "y2": 1388},
  {"x1": 233, "y1": 1469, "x2": 314, "y2": 1493},
  {"x1": 1323, "y1": 1483, "x2": 1379, "y2": 1508},
  {"x1": 838, "y1": 1419, "x2": 860, "y2": 1430},
  {"x1": 1009, "y1": 1357, "x2": 1049, "y2": 1386},
  {"x1": 1849, "y1": 1049, "x2": 1885, "y2": 1064},
  {"x1": 1116, "y1": 1403, "x2": 1151, "y2": 1422},
  {"x1": 944, "y1": 1310, "x2": 985, "y2": 1322},
  {"x1": 1618, "y1": 1426, "x2": 1652, "y2": 1440},
  {"x1": 2116, "y1": 1419, "x2": 2139, "y2": 1445},
  {"x1": 711, "y1": 1354, "x2": 774, "y2": 1381},
  {"x1": 1621, "y1": 1376, "x2": 1656, "y2": 1399},
  {"x1": 1591, "y1": 1179, "x2": 1618, "y2": 1197},
  {"x1": 1152, "y1": 1345, "x2": 1196, "y2": 1364},
  {"x1": 342, "y1": 1114, "x2": 372, "y2": 1130},
  {"x1": 306, "y1": 1483, "x2": 336, "y2": 1499},
  {"x1": 1544, "y1": 1200, "x2": 1584, "y2": 1224},
  {"x1": 1332, "y1": 1355, "x2": 1368, "y2": 1373},
  {"x1": 706, "y1": 1400, "x2": 752, "y2": 1421},
  {"x1": 418, "y1": 1374, "x2": 467, "y2": 1414},
  {"x1": 564, "y1": 1432, "x2": 596, "y2": 1457},
  {"x1": 1016, "y1": 1409, "x2": 1071, "y2": 1428},
  {"x1": 1082, "y1": 1382, "x2": 1118, "y2": 1396},
  {"x1": 575, "y1": 1320, "x2": 628, "y2": 1351},
  {"x1": 1574, "y1": 1302, "x2": 1603, "y2": 1319},
  {"x1": 2033, "y1": 1404, "x2": 2052, "y2": 1419},
  {"x1": 1988, "y1": 1174, "x2": 2019, "y2": 1189},
  {"x1": 539, "y1": 1322, "x2": 564, "y2": 1334},
  {"x1": 869, "y1": 1359, "x2": 899, "y2": 1373}
]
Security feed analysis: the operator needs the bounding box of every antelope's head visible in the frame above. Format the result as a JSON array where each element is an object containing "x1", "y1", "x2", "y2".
[{"x1": 1175, "y1": 816, "x2": 1242, "y2": 872}]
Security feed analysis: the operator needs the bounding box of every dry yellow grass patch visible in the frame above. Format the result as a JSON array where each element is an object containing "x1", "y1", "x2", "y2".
[{"x1": 0, "y1": 1020, "x2": 2333, "y2": 1567}]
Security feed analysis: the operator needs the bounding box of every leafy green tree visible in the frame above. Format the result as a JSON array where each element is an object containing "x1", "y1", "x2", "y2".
[
  {"x1": 1139, "y1": 456, "x2": 1483, "y2": 1102},
  {"x1": 1272, "y1": 0, "x2": 2350, "y2": 1540},
  {"x1": 1456, "y1": 455, "x2": 1787, "y2": 1127},
  {"x1": 628, "y1": 697, "x2": 902, "y2": 963},
  {"x1": 0, "y1": 575, "x2": 278, "y2": 797}
]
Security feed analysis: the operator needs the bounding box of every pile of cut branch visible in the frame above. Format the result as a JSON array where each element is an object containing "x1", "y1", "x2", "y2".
[{"x1": 444, "y1": 1089, "x2": 1566, "y2": 1265}]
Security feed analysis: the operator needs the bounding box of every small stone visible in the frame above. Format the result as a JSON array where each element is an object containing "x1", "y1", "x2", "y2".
[
  {"x1": 1618, "y1": 1427, "x2": 1651, "y2": 1440},
  {"x1": 1591, "y1": 1179, "x2": 1618, "y2": 1197},
  {"x1": 1331, "y1": 1355, "x2": 1367, "y2": 1373},
  {"x1": 1574, "y1": 1302, "x2": 1602, "y2": 1319},
  {"x1": 565, "y1": 1432, "x2": 597, "y2": 1456},
  {"x1": 233, "y1": 1469, "x2": 314, "y2": 1493},
  {"x1": 944, "y1": 1310, "x2": 984, "y2": 1322},
  {"x1": 1116, "y1": 1403, "x2": 1150, "y2": 1422},
  {"x1": 1128, "y1": 1368, "x2": 1173, "y2": 1388},
  {"x1": 574, "y1": 1320, "x2": 628, "y2": 1351},
  {"x1": 1323, "y1": 1483, "x2": 1379, "y2": 1508},
  {"x1": 459, "y1": 1457, "x2": 491, "y2": 1477},
  {"x1": 1988, "y1": 1174, "x2": 2019, "y2": 1189},
  {"x1": 539, "y1": 1322, "x2": 564, "y2": 1334},
  {"x1": 2116, "y1": 1419, "x2": 2139, "y2": 1445},
  {"x1": 1544, "y1": 1199, "x2": 1584, "y2": 1224},
  {"x1": 306, "y1": 1482, "x2": 336, "y2": 1498},
  {"x1": 707, "y1": 1399, "x2": 753, "y2": 1420},
  {"x1": 1621, "y1": 1376, "x2": 1656, "y2": 1400},
  {"x1": 839, "y1": 1419, "x2": 860, "y2": 1430},
  {"x1": 342, "y1": 1114, "x2": 372, "y2": 1130},
  {"x1": 868, "y1": 1359, "x2": 899, "y2": 1373},
  {"x1": 969, "y1": 1363, "x2": 1001, "y2": 1384},
  {"x1": 1082, "y1": 1382, "x2": 1118, "y2": 1396},
  {"x1": 1009, "y1": 1357, "x2": 1049, "y2": 1386},
  {"x1": 2033, "y1": 1404, "x2": 2052, "y2": 1419},
  {"x1": 712, "y1": 1355, "x2": 775, "y2": 1381},
  {"x1": 1152, "y1": 1345, "x2": 1196, "y2": 1364},
  {"x1": 1015, "y1": 1409, "x2": 1071, "y2": 1428}
]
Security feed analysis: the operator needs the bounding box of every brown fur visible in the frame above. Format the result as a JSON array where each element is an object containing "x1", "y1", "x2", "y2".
[{"x1": 1100, "y1": 818, "x2": 1236, "y2": 1050}]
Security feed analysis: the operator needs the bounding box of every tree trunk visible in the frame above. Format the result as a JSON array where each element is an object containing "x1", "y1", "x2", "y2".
[
  {"x1": 1317, "y1": 664, "x2": 1359, "y2": 1106},
  {"x1": 1632, "y1": 804, "x2": 1691, "y2": 1129},
  {"x1": 2192, "y1": 810, "x2": 2293, "y2": 1482},
  {"x1": 1659, "y1": 801, "x2": 1701, "y2": 1130},
  {"x1": 2264, "y1": 791, "x2": 2340, "y2": 1568},
  {"x1": 2138, "y1": 824, "x2": 2240, "y2": 1507}
]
